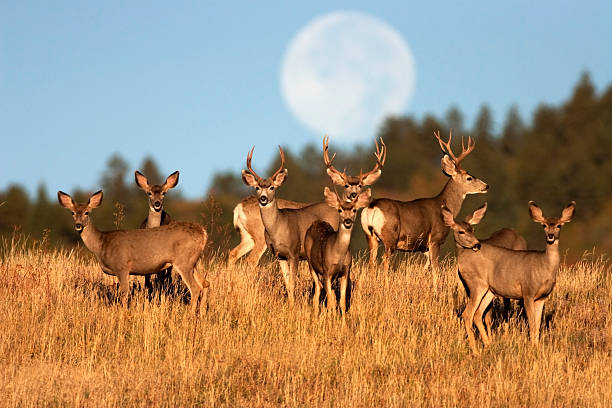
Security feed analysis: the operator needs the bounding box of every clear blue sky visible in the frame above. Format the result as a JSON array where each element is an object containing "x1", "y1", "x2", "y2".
[{"x1": 2, "y1": 1, "x2": 611, "y2": 199}]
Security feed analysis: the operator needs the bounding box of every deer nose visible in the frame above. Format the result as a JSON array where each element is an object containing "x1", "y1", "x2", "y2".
[
  {"x1": 343, "y1": 219, "x2": 353, "y2": 228},
  {"x1": 75, "y1": 223, "x2": 83, "y2": 232},
  {"x1": 154, "y1": 201, "x2": 162, "y2": 209},
  {"x1": 484, "y1": 184, "x2": 489, "y2": 191},
  {"x1": 547, "y1": 234, "x2": 554, "y2": 240},
  {"x1": 473, "y1": 243, "x2": 481, "y2": 250},
  {"x1": 258, "y1": 196, "x2": 269, "y2": 206},
  {"x1": 350, "y1": 192, "x2": 357, "y2": 199}
]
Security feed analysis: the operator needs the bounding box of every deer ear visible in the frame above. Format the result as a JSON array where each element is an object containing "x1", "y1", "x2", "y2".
[
  {"x1": 440, "y1": 206, "x2": 456, "y2": 227},
  {"x1": 57, "y1": 191, "x2": 76, "y2": 210},
  {"x1": 323, "y1": 187, "x2": 341, "y2": 209},
  {"x1": 354, "y1": 188, "x2": 372, "y2": 209},
  {"x1": 88, "y1": 190, "x2": 103, "y2": 209},
  {"x1": 465, "y1": 202, "x2": 488, "y2": 225},
  {"x1": 164, "y1": 171, "x2": 179, "y2": 189},
  {"x1": 528, "y1": 201, "x2": 546, "y2": 223},
  {"x1": 559, "y1": 201, "x2": 576, "y2": 224},
  {"x1": 134, "y1": 171, "x2": 149, "y2": 190},
  {"x1": 361, "y1": 169, "x2": 382, "y2": 186},
  {"x1": 272, "y1": 169, "x2": 288, "y2": 187},
  {"x1": 241, "y1": 170, "x2": 258, "y2": 187},
  {"x1": 326, "y1": 168, "x2": 346, "y2": 185},
  {"x1": 441, "y1": 155, "x2": 457, "y2": 177}
]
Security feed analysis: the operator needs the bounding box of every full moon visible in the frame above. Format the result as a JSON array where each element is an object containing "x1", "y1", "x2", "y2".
[{"x1": 281, "y1": 11, "x2": 416, "y2": 142}]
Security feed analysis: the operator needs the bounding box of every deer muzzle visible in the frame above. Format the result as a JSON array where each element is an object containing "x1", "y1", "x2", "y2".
[
  {"x1": 75, "y1": 223, "x2": 84, "y2": 232},
  {"x1": 343, "y1": 219, "x2": 353, "y2": 229},
  {"x1": 258, "y1": 196, "x2": 269, "y2": 206}
]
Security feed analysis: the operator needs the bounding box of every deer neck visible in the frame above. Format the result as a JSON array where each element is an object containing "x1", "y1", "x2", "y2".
[
  {"x1": 146, "y1": 207, "x2": 163, "y2": 228},
  {"x1": 334, "y1": 225, "x2": 353, "y2": 256},
  {"x1": 437, "y1": 179, "x2": 465, "y2": 215},
  {"x1": 545, "y1": 240, "x2": 561, "y2": 269},
  {"x1": 258, "y1": 198, "x2": 281, "y2": 229},
  {"x1": 79, "y1": 223, "x2": 104, "y2": 257}
]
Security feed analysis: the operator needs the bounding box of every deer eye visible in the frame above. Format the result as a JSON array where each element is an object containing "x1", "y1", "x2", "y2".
[
  {"x1": 147, "y1": 192, "x2": 152, "y2": 196},
  {"x1": 269, "y1": 186, "x2": 274, "y2": 191},
  {"x1": 162, "y1": 192, "x2": 166, "y2": 196},
  {"x1": 458, "y1": 231, "x2": 465, "y2": 235},
  {"x1": 337, "y1": 209, "x2": 342, "y2": 213},
  {"x1": 467, "y1": 176, "x2": 473, "y2": 181},
  {"x1": 344, "y1": 184, "x2": 349, "y2": 188},
  {"x1": 71, "y1": 212, "x2": 75, "y2": 216},
  {"x1": 352, "y1": 209, "x2": 357, "y2": 213},
  {"x1": 84, "y1": 211, "x2": 89, "y2": 215},
  {"x1": 542, "y1": 225, "x2": 546, "y2": 228},
  {"x1": 358, "y1": 184, "x2": 363, "y2": 188},
  {"x1": 557, "y1": 225, "x2": 562, "y2": 228},
  {"x1": 255, "y1": 186, "x2": 260, "y2": 191}
]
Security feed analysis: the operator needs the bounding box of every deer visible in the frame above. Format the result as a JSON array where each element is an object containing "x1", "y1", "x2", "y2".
[
  {"x1": 361, "y1": 129, "x2": 489, "y2": 273},
  {"x1": 441, "y1": 200, "x2": 576, "y2": 354},
  {"x1": 228, "y1": 135, "x2": 385, "y2": 266},
  {"x1": 240, "y1": 146, "x2": 345, "y2": 304},
  {"x1": 304, "y1": 187, "x2": 371, "y2": 319},
  {"x1": 441, "y1": 202, "x2": 526, "y2": 339},
  {"x1": 57, "y1": 190, "x2": 209, "y2": 313},
  {"x1": 135, "y1": 170, "x2": 179, "y2": 294}
]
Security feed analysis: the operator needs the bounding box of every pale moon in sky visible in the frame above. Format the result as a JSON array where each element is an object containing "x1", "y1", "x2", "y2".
[{"x1": 281, "y1": 11, "x2": 416, "y2": 142}]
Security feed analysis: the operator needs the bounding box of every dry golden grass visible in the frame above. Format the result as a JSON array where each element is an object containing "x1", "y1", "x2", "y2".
[{"x1": 0, "y1": 236, "x2": 610, "y2": 407}]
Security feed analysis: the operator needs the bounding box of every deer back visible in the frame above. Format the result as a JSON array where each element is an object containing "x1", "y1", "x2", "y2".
[{"x1": 483, "y1": 228, "x2": 527, "y2": 250}]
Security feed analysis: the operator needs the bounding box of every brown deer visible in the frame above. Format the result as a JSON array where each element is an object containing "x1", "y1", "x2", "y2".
[
  {"x1": 57, "y1": 190, "x2": 209, "y2": 313},
  {"x1": 441, "y1": 202, "x2": 526, "y2": 338},
  {"x1": 361, "y1": 130, "x2": 489, "y2": 273},
  {"x1": 442, "y1": 200, "x2": 575, "y2": 354},
  {"x1": 304, "y1": 187, "x2": 371, "y2": 319},
  {"x1": 135, "y1": 170, "x2": 179, "y2": 294},
  {"x1": 240, "y1": 146, "x2": 341, "y2": 304},
  {"x1": 228, "y1": 136, "x2": 385, "y2": 266}
]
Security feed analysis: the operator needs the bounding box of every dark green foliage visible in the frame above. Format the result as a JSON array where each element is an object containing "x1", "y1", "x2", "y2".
[{"x1": 2, "y1": 73, "x2": 611, "y2": 259}]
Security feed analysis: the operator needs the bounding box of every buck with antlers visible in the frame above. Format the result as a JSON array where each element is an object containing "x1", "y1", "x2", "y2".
[
  {"x1": 228, "y1": 136, "x2": 385, "y2": 266},
  {"x1": 442, "y1": 200, "x2": 575, "y2": 354},
  {"x1": 135, "y1": 170, "x2": 179, "y2": 294},
  {"x1": 241, "y1": 146, "x2": 345, "y2": 303},
  {"x1": 305, "y1": 187, "x2": 371, "y2": 319},
  {"x1": 361, "y1": 130, "x2": 489, "y2": 273},
  {"x1": 58, "y1": 190, "x2": 209, "y2": 313}
]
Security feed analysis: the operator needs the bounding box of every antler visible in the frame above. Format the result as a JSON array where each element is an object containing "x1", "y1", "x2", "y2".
[
  {"x1": 272, "y1": 146, "x2": 286, "y2": 179},
  {"x1": 359, "y1": 136, "x2": 387, "y2": 182},
  {"x1": 434, "y1": 129, "x2": 475, "y2": 168},
  {"x1": 245, "y1": 146, "x2": 261, "y2": 180},
  {"x1": 323, "y1": 135, "x2": 346, "y2": 182}
]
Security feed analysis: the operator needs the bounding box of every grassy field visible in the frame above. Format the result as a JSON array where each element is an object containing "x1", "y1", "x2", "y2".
[{"x1": 0, "y1": 235, "x2": 610, "y2": 407}]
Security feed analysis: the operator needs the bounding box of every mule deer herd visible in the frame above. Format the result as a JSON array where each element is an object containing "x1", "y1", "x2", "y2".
[{"x1": 56, "y1": 130, "x2": 576, "y2": 354}]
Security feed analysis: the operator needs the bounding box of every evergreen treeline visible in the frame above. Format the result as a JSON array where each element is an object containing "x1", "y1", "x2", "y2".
[{"x1": 1, "y1": 73, "x2": 611, "y2": 259}]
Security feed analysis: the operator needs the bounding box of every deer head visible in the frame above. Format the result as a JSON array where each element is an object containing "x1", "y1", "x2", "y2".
[
  {"x1": 135, "y1": 170, "x2": 179, "y2": 212},
  {"x1": 57, "y1": 190, "x2": 103, "y2": 233},
  {"x1": 323, "y1": 187, "x2": 371, "y2": 230},
  {"x1": 241, "y1": 146, "x2": 288, "y2": 207},
  {"x1": 529, "y1": 201, "x2": 575, "y2": 245},
  {"x1": 434, "y1": 130, "x2": 488, "y2": 195},
  {"x1": 441, "y1": 202, "x2": 488, "y2": 251},
  {"x1": 323, "y1": 135, "x2": 386, "y2": 202}
]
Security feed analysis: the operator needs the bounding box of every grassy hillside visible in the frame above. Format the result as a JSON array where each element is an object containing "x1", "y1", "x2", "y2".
[{"x1": 0, "y1": 236, "x2": 610, "y2": 406}]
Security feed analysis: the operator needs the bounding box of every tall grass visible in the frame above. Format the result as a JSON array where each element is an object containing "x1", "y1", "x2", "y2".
[{"x1": 0, "y1": 236, "x2": 609, "y2": 407}]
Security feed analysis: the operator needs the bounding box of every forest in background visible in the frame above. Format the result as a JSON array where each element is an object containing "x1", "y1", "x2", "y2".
[{"x1": 1, "y1": 73, "x2": 611, "y2": 260}]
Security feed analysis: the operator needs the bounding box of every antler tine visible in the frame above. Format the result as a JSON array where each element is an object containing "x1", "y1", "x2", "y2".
[
  {"x1": 272, "y1": 145, "x2": 286, "y2": 178},
  {"x1": 246, "y1": 146, "x2": 261, "y2": 180},
  {"x1": 322, "y1": 135, "x2": 345, "y2": 182},
  {"x1": 456, "y1": 135, "x2": 476, "y2": 165},
  {"x1": 434, "y1": 129, "x2": 458, "y2": 162},
  {"x1": 360, "y1": 136, "x2": 386, "y2": 181}
]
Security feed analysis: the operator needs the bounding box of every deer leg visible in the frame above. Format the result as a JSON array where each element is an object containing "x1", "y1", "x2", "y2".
[
  {"x1": 174, "y1": 265, "x2": 202, "y2": 314},
  {"x1": 309, "y1": 265, "x2": 322, "y2": 315},
  {"x1": 116, "y1": 269, "x2": 130, "y2": 305},
  {"x1": 423, "y1": 251, "x2": 431, "y2": 269},
  {"x1": 144, "y1": 274, "x2": 153, "y2": 296},
  {"x1": 462, "y1": 286, "x2": 488, "y2": 355},
  {"x1": 474, "y1": 291, "x2": 495, "y2": 346},
  {"x1": 484, "y1": 307, "x2": 493, "y2": 340},
  {"x1": 247, "y1": 240, "x2": 267, "y2": 268},
  {"x1": 367, "y1": 232, "x2": 379, "y2": 270},
  {"x1": 228, "y1": 235, "x2": 254, "y2": 267},
  {"x1": 382, "y1": 247, "x2": 393, "y2": 274},
  {"x1": 533, "y1": 299, "x2": 546, "y2": 344},
  {"x1": 324, "y1": 276, "x2": 336, "y2": 312},
  {"x1": 278, "y1": 259, "x2": 296, "y2": 305},
  {"x1": 339, "y1": 267, "x2": 349, "y2": 324},
  {"x1": 428, "y1": 243, "x2": 440, "y2": 273},
  {"x1": 523, "y1": 297, "x2": 538, "y2": 344}
]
